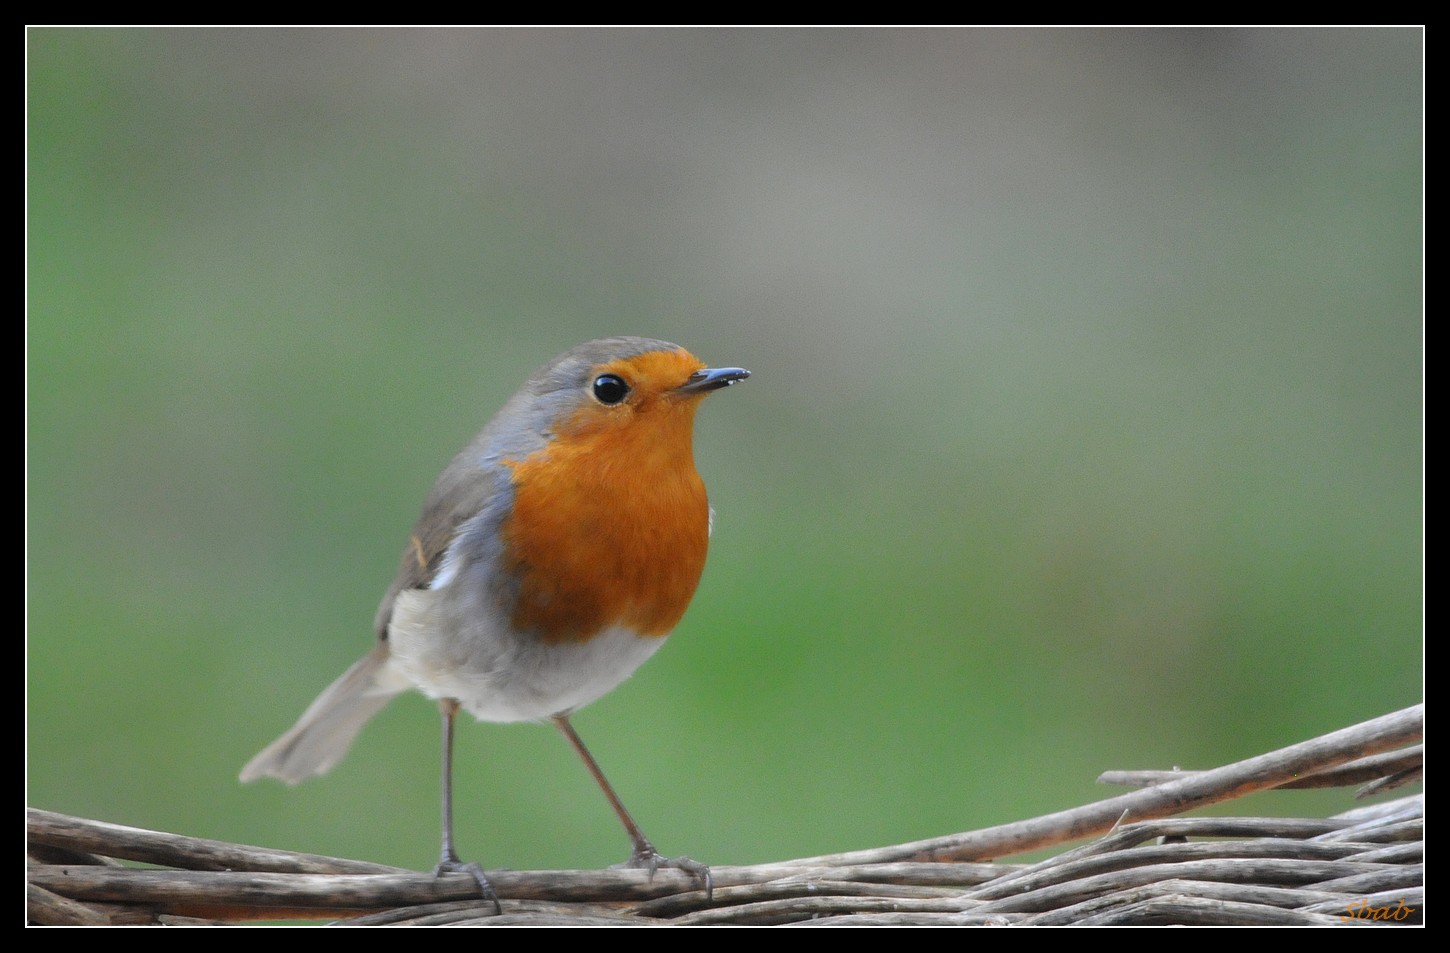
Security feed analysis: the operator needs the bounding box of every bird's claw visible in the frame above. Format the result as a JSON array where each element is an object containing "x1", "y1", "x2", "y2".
[
  {"x1": 434, "y1": 855, "x2": 502, "y2": 915},
  {"x1": 616, "y1": 845, "x2": 713, "y2": 901}
]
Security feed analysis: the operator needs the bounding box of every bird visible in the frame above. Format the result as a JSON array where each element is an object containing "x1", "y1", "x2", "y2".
[{"x1": 241, "y1": 336, "x2": 749, "y2": 908}]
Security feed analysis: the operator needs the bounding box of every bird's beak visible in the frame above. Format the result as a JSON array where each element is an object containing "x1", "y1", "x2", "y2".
[{"x1": 677, "y1": 366, "x2": 750, "y2": 395}]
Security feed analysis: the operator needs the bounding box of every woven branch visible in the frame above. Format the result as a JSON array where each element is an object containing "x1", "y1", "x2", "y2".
[{"x1": 26, "y1": 704, "x2": 1422, "y2": 926}]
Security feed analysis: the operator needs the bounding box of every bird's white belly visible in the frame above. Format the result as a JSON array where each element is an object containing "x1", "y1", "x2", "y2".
[{"x1": 386, "y1": 587, "x2": 667, "y2": 723}]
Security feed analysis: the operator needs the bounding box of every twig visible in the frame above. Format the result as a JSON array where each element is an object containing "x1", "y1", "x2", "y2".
[
  {"x1": 777, "y1": 704, "x2": 1421, "y2": 866},
  {"x1": 1097, "y1": 744, "x2": 1423, "y2": 792},
  {"x1": 26, "y1": 809, "x2": 402, "y2": 874}
]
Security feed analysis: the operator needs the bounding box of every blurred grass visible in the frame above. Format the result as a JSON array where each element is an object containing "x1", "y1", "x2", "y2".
[{"x1": 28, "y1": 28, "x2": 1420, "y2": 874}]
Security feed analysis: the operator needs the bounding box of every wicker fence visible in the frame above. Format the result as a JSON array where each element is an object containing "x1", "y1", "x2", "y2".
[{"x1": 27, "y1": 704, "x2": 1422, "y2": 925}]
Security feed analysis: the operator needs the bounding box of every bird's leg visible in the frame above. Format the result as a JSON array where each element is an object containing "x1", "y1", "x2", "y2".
[
  {"x1": 553, "y1": 714, "x2": 713, "y2": 899},
  {"x1": 434, "y1": 698, "x2": 501, "y2": 914}
]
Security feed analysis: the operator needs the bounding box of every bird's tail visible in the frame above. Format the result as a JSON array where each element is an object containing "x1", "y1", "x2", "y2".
[{"x1": 240, "y1": 643, "x2": 408, "y2": 785}]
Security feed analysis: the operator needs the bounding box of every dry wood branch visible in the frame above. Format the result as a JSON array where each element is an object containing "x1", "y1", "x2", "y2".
[
  {"x1": 1097, "y1": 744, "x2": 1424, "y2": 792},
  {"x1": 26, "y1": 809, "x2": 404, "y2": 875},
  {"x1": 26, "y1": 705, "x2": 1422, "y2": 925},
  {"x1": 778, "y1": 704, "x2": 1421, "y2": 866}
]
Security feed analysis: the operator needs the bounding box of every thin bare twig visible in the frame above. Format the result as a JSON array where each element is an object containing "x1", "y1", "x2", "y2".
[
  {"x1": 778, "y1": 704, "x2": 1421, "y2": 866},
  {"x1": 1097, "y1": 744, "x2": 1423, "y2": 792}
]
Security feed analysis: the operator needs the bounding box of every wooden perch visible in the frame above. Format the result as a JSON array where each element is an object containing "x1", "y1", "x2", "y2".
[{"x1": 27, "y1": 704, "x2": 1422, "y2": 925}]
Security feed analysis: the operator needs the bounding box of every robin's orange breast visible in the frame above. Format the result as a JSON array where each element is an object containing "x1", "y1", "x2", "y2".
[{"x1": 502, "y1": 374, "x2": 712, "y2": 645}]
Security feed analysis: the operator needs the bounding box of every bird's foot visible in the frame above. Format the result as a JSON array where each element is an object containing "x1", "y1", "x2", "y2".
[
  {"x1": 434, "y1": 854, "x2": 502, "y2": 915},
  {"x1": 615, "y1": 843, "x2": 713, "y2": 901}
]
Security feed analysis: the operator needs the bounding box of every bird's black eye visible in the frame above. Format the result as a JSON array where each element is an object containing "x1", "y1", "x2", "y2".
[{"x1": 592, "y1": 374, "x2": 630, "y2": 405}]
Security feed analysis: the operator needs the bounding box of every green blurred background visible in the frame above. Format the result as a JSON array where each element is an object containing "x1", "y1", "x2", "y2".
[{"x1": 28, "y1": 29, "x2": 1421, "y2": 873}]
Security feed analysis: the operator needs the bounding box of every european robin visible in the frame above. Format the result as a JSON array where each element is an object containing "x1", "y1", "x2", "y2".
[{"x1": 241, "y1": 337, "x2": 748, "y2": 906}]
